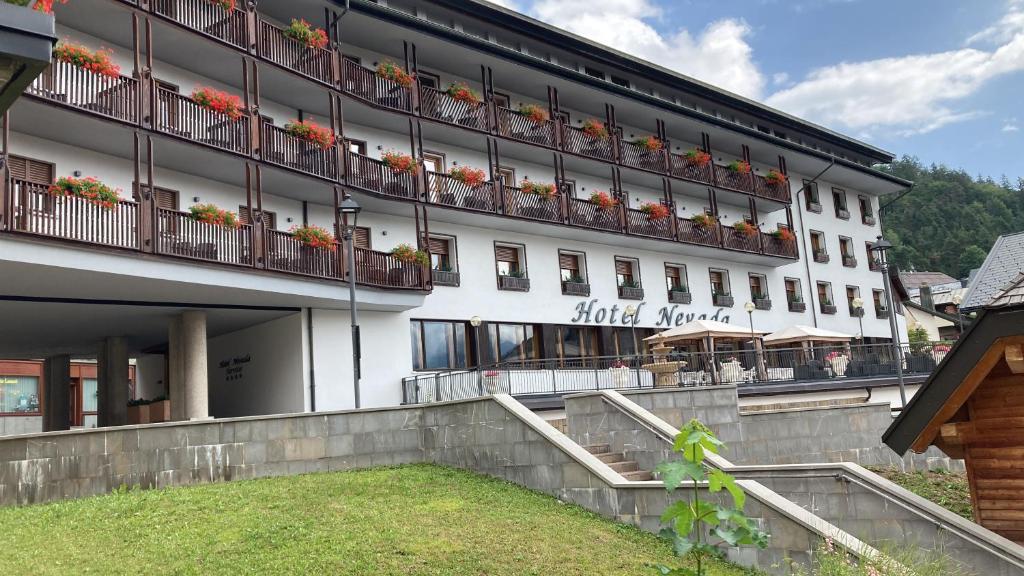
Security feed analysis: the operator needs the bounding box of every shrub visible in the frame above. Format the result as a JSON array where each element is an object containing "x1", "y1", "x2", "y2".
[
  {"x1": 589, "y1": 191, "x2": 618, "y2": 211},
  {"x1": 390, "y1": 243, "x2": 429, "y2": 267},
  {"x1": 53, "y1": 43, "x2": 120, "y2": 78},
  {"x1": 448, "y1": 166, "x2": 487, "y2": 187},
  {"x1": 191, "y1": 86, "x2": 244, "y2": 120},
  {"x1": 49, "y1": 176, "x2": 120, "y2": 209},
  {"x1": 771, "y1": 228, "x2": 795, "y2": 242},
  {"x1": 283, "y1": 19, "x2": 328, "y2": 50},
  {"x1": 189, "y1": 203, "x2": 239, "y2": 229},
  {"x1": 518, "y1": 104, "x2": 548, "y2": 123},
  {"x1": 284, "y1": 119, "x2": 334, "y2": 149},
  {"x1": 376, "y1": 61, "x2": 413, "y2": 87},
  {"x1": 291, "y1": 224, "x2": 336, "y2": 250},
  {"x1": 381, "y1": 151, "x2": 417, "y2": 174},
  {"x1": 208, "y1": 0, "x2": 235, "y2": 10},
  {"x1": 9, "y1": 0, "x2": 68, "y2": 13},
  {"x1": 732, "y1": 221, "x2": 757, "y2": 237}
]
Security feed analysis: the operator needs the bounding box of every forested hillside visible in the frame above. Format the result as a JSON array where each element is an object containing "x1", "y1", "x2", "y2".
[{"x1": 877, "y1": 157, "x2": 1024, "y2": 278}]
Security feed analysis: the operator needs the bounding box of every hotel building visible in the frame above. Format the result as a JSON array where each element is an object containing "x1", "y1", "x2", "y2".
[{"x1": 0, "y1": 0, "x2": 911, "y2": 432}]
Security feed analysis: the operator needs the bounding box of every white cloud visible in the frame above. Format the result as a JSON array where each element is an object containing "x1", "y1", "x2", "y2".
[
  {"x1": 527, "y1": 0, "x2": 765, "y2": 98},
  {"x1": 765, "y1": 0, "x2": 1024, "y2": 136},
  {"x1": 1004, "y1": 123, "x2": 1020, "y2": 132},
  {"x1": 967, "y1": 0, "x2": 1024, "y2": 45},
  {"x1": 771, "y1": 72, "x2": 789, "y2": 86}
]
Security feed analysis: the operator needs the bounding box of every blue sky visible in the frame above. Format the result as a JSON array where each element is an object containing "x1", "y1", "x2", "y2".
[{"x1": 494, "y1": 0, "x2": 1024, "y2": 182}]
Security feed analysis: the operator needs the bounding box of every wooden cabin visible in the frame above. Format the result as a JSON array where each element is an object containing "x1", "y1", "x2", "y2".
[{"x1": 884, "y1": 274, "x2": 1024, "y2": 544}]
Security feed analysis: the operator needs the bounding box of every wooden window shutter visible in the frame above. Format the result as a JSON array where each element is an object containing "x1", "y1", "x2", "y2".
[
  {"x1": 153, "y1": 188, "x2": 179, "y2": 210},
  {"x1": 428, "y1": 237, "x2": 449, "y2": 255},
  {"x1": 8, "y1": 155, "x2": 53, "y2": 184},
  {"x1": 354, "y1": 227, "x2": 370, "y2": 249},
  {"x1": 495, "y1": 245, "x2": 518, "y2": 263},
  {"x1": 559, "y1": 252, "x2": 578, "y2": 270},
  {"x1": 615, "y1": 259, "x2": 632, "y2": 276},
  {"x1": 666, "y1": 266, "x2": 680, "y2": 281}
]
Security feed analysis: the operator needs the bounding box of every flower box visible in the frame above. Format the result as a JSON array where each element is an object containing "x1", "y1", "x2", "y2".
[
  {"x1": 618, "y1": 285, "x2": 644, "y2": 300},
  {"x1": 431, "y1": 268, "x2": 460, "y2": 287},
  {"x1": 876, "y1": 308, "x2": 890, "y2": 319},
  {"x1": 127, "y1": 404, "x2": 150, "y2": 425},
  {"x1": 770, "y1": 228, "x2": 795, "y2": 242},
  {"x1": 727, "y1": 160, "x2": 751, "y2": 174},
  {"x1": 284, "y1": 18, "x2": 328, "y2": 50},
  {"x1": 732, "y1": 221, "x2": 758, "y2": 237},
  {"x1": 390, "y1": 243, "x2": 429, "y2": 267},
  {"x1": 518, "y1": 104, "x2": 548, "y2": 123},
  {"x1": 842, "y1": 255, "x2": 858, "y2": 268},
  {"x1": 445, "y1": 83, "x2": 480, "y2": 104},
  {"x1": 862, "y1": 214, "x2": 876, "y2": 226},
  {"x1": 788, "y1": 300, "x2": 806, "y2": 313},
  {"x1": 292, "y1": 224, "x2": 336, "y2": 250},
  {"x1": 562, "y1": 280, "x2": 591, "y2": 297},
  {"x1": 49, "y1": 176, "x2": 120, "y2": 209},
  {"x1": 520, "y1": 180, "x2": 557, "y2": 199},
  {"x1": 190, "y1": 203, "x2": 240, "y2": 229},
  {"x1": 633, "y1": 136, "x2": 662, "y2": 151},
  {"x1": 498, "y1": 274, "x2": 530, "y2": 292},
  {"x1": 381, "y1": 151, "x2": 417, "y2": 174},
  {"x1": 449, "y1": 166, "x2": 487, "y2": 187},
  {"x1": 683, "y1": 148, "x2": 711, "y2": 166},
  {"x1": 668, "y1": 289, "x2": 691, "y2": 304},
  {"x1": 765, "y1": 169, "x2": 786, "y2": 185},
  {"x1": 581, "y1": 119, "x2": 608, "y2": 140},
  {"x1": 376, "y1": 61, "x2": 413, "y2": 87},
  {"x1": 820, "y1": 302, "x2": 838, "y2": 315},
  {"x1": 284, "y1": 119, "x2": 334, "y2": 149},
  {"x1": 589, "y1": 191, "x2": 618, "y2": 211},
  {"x1": 754, "y1": 298, "x2": 772, "y2": 311},
  {"x1": 806, "y1": 201, "x2": 822, "y2": 214},
  {"x1": 691, "y1": 213, "x2": 717, "y2": 228},
  {"x1": 192, "y1": 86, "x2": 244, "y2": 119},
  {"x1": 53, "y1": 43, "x2": 120, "y2": 78},
  {"x1": 713, "y1": 293, "x2": 734, "y2": 307},
  {"x1": 639, "y1": 202, "x2": 670, "y2": 221},
  {"x1": 813, "y1": 250, "x2": 830, "y2": 264}
]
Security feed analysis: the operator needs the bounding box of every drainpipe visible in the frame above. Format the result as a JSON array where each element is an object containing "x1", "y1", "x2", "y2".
[
  {"x1": 795, "y1": 158, "x2": 835, "y2": 328},
  {"x1": 307, "y1": 307, "x2": 317, "y2": 412}
]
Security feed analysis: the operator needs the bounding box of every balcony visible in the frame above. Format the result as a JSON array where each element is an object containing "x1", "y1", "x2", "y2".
[
  {"x1": 426, "y1": 171, "x2": 498, "y2": 213},
  {"x1": 261, "y1": 122, "x2": 338, "y2": 180},
  {"x1": 354, "y1": 247, "x2": 425, "y2": 289},
  {"x1": 668, "y1": 154, "x2": 714, "y2": 186},
  {"x1": 820, "y1": 302, "x2": 838, "y2": 315},
  {"x1": 498, "y1": 275, "x2": 530, "y2": 292},
  {"x1": 27, "y1": 60, "x2": 140, "y2": 124},
  {"x1": 343, "y1": 59, "x2": 412, "y2": 112},
  {"x1": 713, "y1": 293, "x2": 734, "y2": 307},
  {"x1": 624, "y1": 206, "x2": 673, "y2": 240},
  {"x1": 432, "y1": 269, "x2": 460, "y2": 287},
  {"x1": 617, "y1": 137, "x2": 667, "y2": 172},
  {"x1": 347, "y1": 152, "x2": 418, "y2": 200},
  {"x1": 495, "y1": 106, "x2": 557, "y2": 149},
  {"x1": 155, "y1": 87, "x2": 251, "y2": 155},
  {"x1": 152, "y1": 0, "x2": 248, "y2": 49},
  {"x1": 713, "y1": 164, "x2": 754, "y2": 195},
  {"x1": 762, "y1": 235, "x2": 798, "y2": 258},
  {"x1": 842, "y1": 255, "x2": 858, "y2": 268},
  {"x1": 156, "y1": 208, "x2": 253, "y2": 267},
  {"x1": 752, "y1": 174, "x2": 791, "y2": 203},
  {"x1": 10, "y1": 179, "x2": 140, "y2": 250},
  {"x1": 568, "y1": 196, "x2": 622, "y2": 232},
  {"x1": 263, "y1": 229, "x2": 338, "y2": 279},
  {"x1": 418, "y1": 86, "x2": 488, "y2": 132},
  {"x1": 668, "y1": 290, "x2": 692, "y2": 304},
  {"x1": 722, "y1": 225, "x2": 761, "y2": 253},
  {"x1": 562, "y1": 280, "x2": 590, "y2": 297},
  {"x1": 677, "y1": 218, "x2": 721, "y2": 248},
  {"x1": 560, "y1": 122, "x2": 614, "y2": 162},
  {"x1": 501, "y1": 186, "x2": 562, "y2": 222},
  {"x1": 256, "y1": 18, "x2": 334, "y2": 85},
  {"x1": 788, "y1": 300, "x2": 806, "y2": 313},
  {"x1": 618, "y1": 285, "x2": 644, "y2": 300}
]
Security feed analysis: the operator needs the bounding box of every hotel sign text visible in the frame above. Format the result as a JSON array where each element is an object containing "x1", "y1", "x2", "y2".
[{"x1": 569, "y1": 299, "x2": 730, "y2": 327}]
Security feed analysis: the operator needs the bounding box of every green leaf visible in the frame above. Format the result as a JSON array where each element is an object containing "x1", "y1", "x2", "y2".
[
  {"x1": 707, "y1": 468, "x2": 745, "y2": 509},
  {"x1": 655, "y1": 461, "x2": 704, "y2": 492},
  {"x1": 693, "y1": 500, "x2": 720, "y2": 527},
  {"x1": 712, "y1": 526, "x2": 741, "y2": 546},
  {"x1": 652, "y1": 566, "x2": 699, "y2": 576},
  {"x1": 660, "y1": 501, "x2": 695, "y2": 537}
]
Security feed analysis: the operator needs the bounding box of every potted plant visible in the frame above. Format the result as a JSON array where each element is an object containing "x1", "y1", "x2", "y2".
[
  {"x1": 732, "y1": 221, "x2": 757, "y2": 237},
  {"x1": 448, "y1": 166, "x2": 486, "y2": 187},
  {"x1": 52, "y1": 43, "x2": 120, "y2": 78},
  {"x1": 190, "y1": 203, "x2": 240, "y2": 228},
  {"x1": 521, "y1": 180, "x2": 557, "y2": 199},
  {"x1": 639, "y1": 202, "x2": 670, "y2": 221},
  {"x1": 518, "y1": 104, "x2": 548, "y2": 123},
  {"x1": 390, "y1": 243, "x2": 429, "y2": 267},
  {"x1": 770, "y1": 228, "x2": 795, "y2": 242},
  {"x1": 633, "y1": 135, "x2": 662, "y2": 151},
  {"x1": 381, "y1": 150, "x2": 418, "y2": 174},
  {"x1": 49, "y1": 176, "x2": 120, "y2": 209},
  {"x1": 283, "y1": 18, "x2": 328, "y2": 49},
  {"x1": 581, "y1": 118, "x2": 608, "y2": 140},
  {"x1": 191, "y1": 86, "x2": 244, "y2": 120},
  {"x1": 765, "y1": 169, "x2": 786, "y2": 185},
  {"x1": 291, "y1": 224, "x2": 336, "y2": 250},
  {"x1": 9, "y1": 0, "x2": 67, "y2": 13},
  {"x1": 376, "y1": 60, "x2": 413, "y2": 88},
  {"x1": 209, "y1": 0, "x2": 235, "y2": 10},
  {"x1": 589, "y1": 191, "x2": 618, "y2": 211},
  {"x1": 727, "y1": 160, "x2": 751, "y2": 174},
  {"x1": 683, "y1": 148, "x2": 711, "y2": 166},
  {"x1": 669, "y1": 284, "x2": 691, "y2": 304},
  {"x1": 690, "y1": 213, "x2": 717, "y2": 228},
  {"x1": 284, "y1": 118, "x2": 334, "y2": 150},
  {"x1": 445, "y1": 83, "x2": 480, "y2": 104}
]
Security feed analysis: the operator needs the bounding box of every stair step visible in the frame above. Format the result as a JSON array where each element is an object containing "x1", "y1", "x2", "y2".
[
  {"x1": 608, "y1": 460, "x2": 639, "y2": 473},
  {"x1": 592, "y1": 452, "x2": 624, "y2": 464},
  {"x1": 623, "y1": 470, "x2": 654, "y2": 481},
  {"x1": 582, "y1": 443, "x2": 610, "y2": 455}
]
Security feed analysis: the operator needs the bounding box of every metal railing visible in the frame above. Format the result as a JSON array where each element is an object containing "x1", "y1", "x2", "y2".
[
  {"x1": 752, "y1": 173, "x2": 791, "y2": 202},
  {"x1": 264, "y1": 229, "x2": 339, "y2": 279},
  {"x1": 561, "y1": 123, "x2": 614, "y2": 161},
  {"x1": 677, "y1": 218, "x2": 721, "y2": 247},
  {"x1": 668, "y1": 154, "x2": 715, "y2": 185},
  {"x1": 152, "y1": 0, "x2": 248, "y2": 49},
  {"x1": 624, "y1": 206, "x2": 673, "y2": 239},
  {"x1": 346, "y1": 152, "x2": 417, "y2": 199},
  {"x1": 426, "y1": 171, "x2": 497, "y2": 212},
  {"x1": 155, "y1": 208, "x2": 253, "y2": 266},
  {"x1": 722, "y1": 225, "x2": 761, "y2": 253},
  {"x1": 261, "y1": 122, "x2": 338, "y2": 179},
  {"x1": 495, "y1": 106, "x2": 557, "y2": 148},
  {"x1": 256, "y1": 18, "x2": 334, "y2": 85},
  {"x1": 568, "y1": 196, "x2": 622, "y2": 232},
  {"x1": 343, "y1": 59, "x2": 412, "y2": 112},
  {"x1": 401, "y1": 342, "x2": 952, "y2": 404},
  {"x1": 616, "y1": 137, "x2": 666, "y2": 172},
  {"x1": 501, "y1": 186, "x2": 562, "y2": 222},
  {"x1": 713, "y1": 164, "x2": 754, "y2": 194},
  {"x1": 28, "y1": 61, "x2": 140, "y2": 124},
  {"x1": 155, "y1": 87, "x2": 251, "y2": 154},
  {"x1": 419, "y1": 86, "x2": 488, "y2": 131}
]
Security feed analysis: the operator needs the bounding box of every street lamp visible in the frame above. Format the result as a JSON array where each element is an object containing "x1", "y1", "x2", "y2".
[
  {"x1": 852, "y1": 297, "x2": 865, "y2": 340},
  {"x1": 951, "y1": 293, "x2": 964, "y2": 335},
  {"x1": 469, "y1": 315, "x2": 483, "y2": 367},
  {"x1": 338, "y1": 195, "x2": 362, "y2": 408},
  {"x1": 869, "y1": 235, "x2": 907, "y2": 407},
  {"x1": 743, "y1": 301, "x2": 756, "y2": 344},
  {"x1": 624, "y1": 304, "x2": 640, "y2": 359}
]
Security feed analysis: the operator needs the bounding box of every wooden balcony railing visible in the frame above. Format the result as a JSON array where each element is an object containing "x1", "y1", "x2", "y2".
[
  {"x1": 762, "y1": 234, "x2": 798, "y2": 258},
  {"x1": 256, "y1": 18, "x2": 334, "y2": 85},
  {"x1": 261, "y1": 122, "x2": 338, "y2": 180},
  {"x1": 426, "y1": 171, "x2": 497, "y2": 212},
  {"x1": 624, "y1": 207, "x2": 673, "y2": 240},
  {"x1": 722, "y1": 225, "x2": 761, "y2": 253},
  {"x1": 561, "y1": 123, "x2": 614, "y2": 161},
  {"x1": 668, "y1": 154, "x2": 714, "y2": 185},
  {"x1": 713, "y1": 164, "x2": 754, "y2": 194},
  {"x1": 617, "y1": 138, "x2": 667, "y2": 172},
  {"x1": 501, "y1": 186, "x2": 562, "y2": 222},
  {"x1": 155, "y1": 207, "x2": 253, "y2": 266},
  {"x1": 676, "y1": 218, "x2": 721, "y2": 248},
  {"x1": 568, "y1": 197, "x2": 622, "y2": 232},
  {"x1": 495, "y1": 106, "x2": 557, "y2": 148},
  {"x1": 27, "y1": 61, "x2": 140, "y2": 124},
  {"x1": 346, "y1": 152, "x2": 417, "y2": 199},
  {"x1": 10, "y1": 179, "x2": 139, "y2": 249},
  {"x1": 752, "y1": 174, "x2": 791, "y2": 202},
  {"x1": 264, "y1": 229, "x2": 339, "y2": 279},
  {"x1": 155, "y1": 87, "x2": 251, "y2": 154},
  {"x1": 343, "y1": 59, "x2": 412, "y2": 112},
  {"x1": 419, "y1": 86, "x2": 488, "y2": 131},
  {"x1": 151, "y1": 0, "x2": 248, "y2": 49},
  {"x1": 353, "y1": 247, "x2": 425, "y2": 289}
]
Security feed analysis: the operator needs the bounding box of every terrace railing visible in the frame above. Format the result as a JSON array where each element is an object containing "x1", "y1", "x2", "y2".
[
  {"x1": 677, "y1": 217, "x2": 721, "y2": 248},
  {"x1": 568, "y1": 196, "x2": 622, "y2": 232},
  {"x1": 500, "y1": 186, "x2": 562, "y2": 222},
  {"x1": 495, "y1": 106, "x2": 557, "y2": 148},
  {"x1": 418, "y1": 86, "x2": 488, "y2": 131},
  {"x1": 155, "y1": 207, "x2": 253, "y2": 266},
  {"x1": 722, "y1": 225, "x2": 761, "y2": 253},
  {"x1": 761, "y1": 234, "x2": 798, "y2": 258},
  {"x1": 256, "y1": 18, "x2": 334, "y2": 85},
  {"x1": 151, "y1": 0, "x2": 248, "y2": 49},
  {"x1": 668, "y1": 154, "x2": 715, "y2": 185},
  {"x1": 616, "y1": 137, "x2": 667, "y2": 172},
  {"x1": 342, "y1": 59, "x2": 412, "y2": 112},
  {"x1": 713, "y1": 164, "x2": 755, "y2": 194},
  {"x1": 753, "y1": 174, "x2": 791, "y2": 202},
  {"x1": 346, "y1": 152, "x2": 417, "y2": 199},
  {"x1": 261, "y1": 122, "x2": 338, "y2": 180},
  {"x1": 155, "y1": 87, "x2": 251, "y2": 154},
  {"x1": 624, "y1": 207, "x2": 673, "y2": 239},
  {"x1": 426, "y1": 171, "x2": 497, "y2": 212},
  {"x1": 353, "y1": 247, "x2": 425, "y2": 289},
  {"x1": 28, "y1": 61, "x2": 140, "y2": 124},
  {"x1": 560, "y1": 123, "x2": 615, "y2": 161},
  {"x1": 10, "y1": 179, "x2": 139, "y2": 249},
  {"x1": 264, "y1": 229, "x2": 339, "y2": 279}
]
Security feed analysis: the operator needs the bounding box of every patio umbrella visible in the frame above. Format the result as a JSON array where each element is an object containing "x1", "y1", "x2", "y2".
[
  {"x1": 645, "y1": 319, "x2": 769, "y2": 384},
  {"x1": 763, "y1": 325, "x2": 853, "y2": 346}
]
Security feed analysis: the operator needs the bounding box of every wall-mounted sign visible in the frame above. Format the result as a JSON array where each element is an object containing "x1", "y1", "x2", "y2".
[
  {"x1": 570, "y1": 299, "x2": 731, "y2": 327},
  {"x1": 217, "y1": 354, "x2": 252, "y2": 382},
  {"x1": 0, "y1": 377, "x2": 18, "y2": 385}
]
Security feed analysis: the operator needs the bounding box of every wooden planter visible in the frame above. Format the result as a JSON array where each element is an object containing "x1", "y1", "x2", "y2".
[
  {"x1": 149, "y1": 400, "x2": 171, "y2": 423},
  {"x1": 128, "y1": 404, "x2": 150, "y2": 425}
]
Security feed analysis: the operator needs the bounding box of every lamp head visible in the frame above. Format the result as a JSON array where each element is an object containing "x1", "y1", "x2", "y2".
[
  {"x1": 469, "y1": 315, "x2": 482, "y2": 327},
  {"x1": 852, "y1": 297, "x2": 864, "y2": 309},
  {"x1": 868, "y1": 235, "x2": 892, "y2": 253},
  {"x1": 624, "y1": 304, "x2": 638, "y2": 317},
  {"x1": 743, "y1": 301, "x2": 756, "y2": 313},
  {"x1": 338, "y1": 196, "x2": 362, "y2": 226},
  {"x1": 952, "y1": 294, "x2": 963, "y2": 305}
]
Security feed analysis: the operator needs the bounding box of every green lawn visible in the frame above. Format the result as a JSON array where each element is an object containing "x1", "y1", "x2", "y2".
[
  {"x1": 868, "y1": 466, "x2": 973, "y2": 520},
  {"x1": 0, "y1": 464, "x2": 755, "y2": 575}
]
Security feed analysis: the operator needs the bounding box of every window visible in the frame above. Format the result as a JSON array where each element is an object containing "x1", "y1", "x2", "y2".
[
  {"x1": 665, "y1": 264, "x2": 687, "y2": 291},
  {"x1": 82, "y1": 378, "x2": 98, "y2": 413},
  {"x1": 556, "y1": 325, "x2": 600, "y2": 360},
  {"x1": 346, "y1": 139, "x2": 367, "y2": 155},
  {"x1": 416, "y1": 70, "x2": 440, "y2": 89},
  {"x1": 422, "y1": 150, "x2": 446, "y2": 174},
  {"x1": 709, "y1": 269, "x2": 730, "y2": 295},
  {"x1": 610, "y1": 75, "x2": 630, "y2": 88},
  {"x1": 785, "y1": 278, "x2": 802, "y2": 303},
  {"x1": 238, "y1": 206, "x2": 277, "y2": 230},
  {"x1": 488, "y1": 323, "x2": 538, "y2": 362},
  {"x1": 846, "y1": 285, "x2": 861, "y2": 315},
  {"x1": 615, "y1": 257, "x2": 640, "y2": 287},
  {"x1": 832, "y1": 188, "x2": 849, "y2": 218},
  {"x1": 343, "y1": 54, "x2": 362, "y2": 66},
  {"x1": 839, "y1": 236, "x2": 856, "y2": 267},
  {"x1": 810, "y1": 231, "x2": 827, "y2": 261},
  {"x1": 559, "y1": 250, "x2": 586, "y2": 282},
  {"x1": 748, "y1": 274, "x2": 768, "y2": 300},
  {"x1": 817, "y1": 282, "x2": 834, "y2": 306},
  {"x1": 859, "y1": 195, "x2": 874, "y2": 224},
  {"x1": 410, "y1": 320, "x2": 472, "y2": 370},
  {"x1": 428, "y1": 236, "x2": 456, "y2": 271},
  {"x1": 494, "y1": 243, "x2": 525, "y2": 277},
  {"x1": 613, "y1": 327, "x2": 650, "y2": 356},
  {"x1": 803, "y1": 180, "x2": 820, "y2": 212},
  {"x1": 873, "y1": 289, "x2": 887, "y2": 312},
  {"x1": 866, "y1": 241, "x2": 880, "y2": 270},
  {"x1": 492, "y1": 92, "x2": 511, "y2": 109},
  {"x1": 8, "y1": 154, "x2": 55, "y2": 213},
  {"x1": 584, "y1": 66, "x2": 605, "y2": 80},
  {"x1": 495, "y1": 166, "x2": 516, "y2": 186},
  {"x1": 0, "y1": 375, "x2": 39, "y2": 414}
]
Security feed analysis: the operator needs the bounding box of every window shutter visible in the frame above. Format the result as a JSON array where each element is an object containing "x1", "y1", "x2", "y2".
[
  {"x1": 354, "y1": 227, "x2": 370, "y2": 249},
  {"x1": 428, "y1": 237, "x2": 449, "y2": 255},
  {"x1": 665, "y1": 266, "x2": 680, "y2": 281},
  {"x1": 495, "y1": 245, "x2": 519, "y2": 263},
  {"x1": 153, "y1": 188, "x2": 179, "y2": 210},
  {"x1": 559, "y1": 253, "x2": 578, "y2": 270},
  {"x1": 8, "y1": 155, "x2": 53, "y2": 184},
  {"x1": 615, "y1": 259, "x2": 632, "y2": 276}
]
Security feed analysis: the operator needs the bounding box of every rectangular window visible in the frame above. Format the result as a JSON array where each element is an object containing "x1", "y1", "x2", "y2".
[
  {"x1": 803, "y1": 180, "x2": 820, "y2": 211},
  {"x1": 0, "y1": 375, "x2": 40, "y2": 414},
  {"x1": 82, "y1": 378, "x2": 98, "y2": 413},
  {"x1": 810, "y1": 231, "x2": 826, "y2": 256},
  {"x1": 866, "y1": 241, "x2": 880, "y2": 270},
  {"x1": 238, "y1": 206, "x2": 277, "y2": 230},
  {"x1": 488, "y1": 323, "x2": 538, "y2": 362},
  {"x1": 556, "y1": 325, "x2": 600, "y2": 360},
  {"x1": 615, "y1": 257, "x2": 639, "y2": 287},
  {"x1": 428, "y1": 236, "x2": 455, "y2": 271},
  {"x1": 817, "y1": 282, "x2": 833, "y2": 305},
  {"x1": 496, "y1": 166, "x2": 516, "y2": 186},
  {"x1": 346, "y1": 139, "x2": 367, "y2": 155},
  {"x1": 748, "y1": 274, "x2": 767, "y2": 299},
  {"x1": 610, "y1": 75, "x2": 630, "y2": 88},
  {"x1": 495, "y1": 243, "x2": 525, "y2": 277},
  {"x1": 832, "y1": 188, "x2": 849, "y2": 218},
  {"x1": 709, "y1": 269, "x2": 730, "y2": 295},
  {"x1": 846, "y1": 285, "x2": 861, "y2": 314},
  {"x1": 873, "y1": 289, "x2": 886, "y2": 311},
  {"x1": 559, "y1": 250, "x2": 585, "y2": 282},
  {"x1": 492, "y1": 92, "x2": 511, "y2": 109},
  {"x1": 785, "y1": 278, "x2": 801, "y2": 302},
  {"x1": 859, "y1": 195, "x2": 874, "y2": 223},
  {"x1": 422, "y1": 150, "x2": 446, "y2": 174},
  {"x1": 410, "y1": 320, "x2": 472, "y2": 370},
  {"x1": 665, "y1": 264, "x2": 687, "y2": 291}
]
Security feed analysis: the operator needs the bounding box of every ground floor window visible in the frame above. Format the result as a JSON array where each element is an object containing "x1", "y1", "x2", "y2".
[
  {"x1": 489, "y1": 323, "x2": 539, "y2": 363},
  {"x1": 410, "y1": 320, "x2": 471, "y2": 370},
  {"x1": 556, "y1": 325, "x2": 600, "y2": 361},
  {"x1": 0, "y1": 375, "x2": 39, "y2": 414},
  {"x1": 83, "y1": 378, "x2": 98, "y2": 413}
]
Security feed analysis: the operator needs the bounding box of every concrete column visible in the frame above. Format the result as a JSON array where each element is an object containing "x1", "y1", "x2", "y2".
[
  {"x1": 96, "y1": 337, "x2": 129, "y2": 427},
  {"x1": 182, "y1": 310, "x2": 209, "y2": 420},
  {"x1": 42, "y1": 354, "x2": 71, "y2": 432},
  {"x1": 168, "y1": 316, "x2": 185, "y2": 421}
]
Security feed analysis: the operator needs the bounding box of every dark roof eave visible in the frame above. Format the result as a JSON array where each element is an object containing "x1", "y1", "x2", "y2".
[
  {"x1": 902, "y1": 300, "x2": 968, "y2": 325},
  {"x1": 343, "y1": 0, "x2": 902, "y2": 172}
]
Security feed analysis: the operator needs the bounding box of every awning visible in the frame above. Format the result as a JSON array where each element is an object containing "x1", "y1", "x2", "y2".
[
  {"x1": 645, "y1": 319, "x2": 767, "y2": 344},
  {"x1": 763, "y1": 325, "x2": 853, "y2": 346}
]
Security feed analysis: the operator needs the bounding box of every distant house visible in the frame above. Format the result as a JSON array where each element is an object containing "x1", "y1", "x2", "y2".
[
  {"x1": 890, "y1": 270, "x2": 965, "y2": 341},
  {"x1": 961, "y1": 231, "x2": 1024, "y2": 313},
  {"x1": 898, "y1": 271, "x2": 960, "y2": 299},
  {"x1": 884, "y1": 274, "x2": 1024, "y2": 544}
]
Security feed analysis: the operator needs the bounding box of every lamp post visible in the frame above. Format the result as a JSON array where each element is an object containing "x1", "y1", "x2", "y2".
[
  {"x1": 869, "y1": 235, "x2": 907, "y2": 407},
  {"x1": 339, "y1": 195, "x2": 362, "y2": 409},
  {"x1": 852, "y1": 297, "x2": 865, "y2": 341},
  {"x1": 624, "y1": 304, "x2": 639, "y2": 360},
  {"x1": 743, "y1": 301, "x2": 756, "y2": 344},
  {"x1": 469, "y1": 315, "x2": 483, "y2": 367},
  {"x1": 951, "y1": 294, "x2": 964, "y2": 336}
]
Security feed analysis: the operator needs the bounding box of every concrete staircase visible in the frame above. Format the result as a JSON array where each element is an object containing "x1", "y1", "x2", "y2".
[{"x1": 583, "y1": 443, "x2": 653, "y2": 481}]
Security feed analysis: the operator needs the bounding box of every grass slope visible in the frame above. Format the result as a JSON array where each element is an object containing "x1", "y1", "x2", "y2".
[
  {"x1": 0, "y1": 464, "x2": 755, "y2": 575},
  {"x1": 868, "y1": 466, "x2": 973, "y2": 520}
]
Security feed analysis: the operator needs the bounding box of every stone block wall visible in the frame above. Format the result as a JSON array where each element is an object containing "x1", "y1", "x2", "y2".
[
  {"x1": 564, "y1": 393, "x2": 673, "y2": 474},
  {"x1": 620, "y1": 386, "x2": 744, "y2": 445}
]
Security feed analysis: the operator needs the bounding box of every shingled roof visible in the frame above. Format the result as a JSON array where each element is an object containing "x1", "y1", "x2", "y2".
[
  {"x1": 898, "y1": 271, "x2": 958, "y2": 290},
  {"x1": 961, "y1": 231, "x2": 1024, "y2": 312}
]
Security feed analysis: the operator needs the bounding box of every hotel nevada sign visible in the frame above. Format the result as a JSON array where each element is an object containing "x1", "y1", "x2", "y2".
[{"x1": 569, "y1": 299, "x2": 731, "y2": 328}]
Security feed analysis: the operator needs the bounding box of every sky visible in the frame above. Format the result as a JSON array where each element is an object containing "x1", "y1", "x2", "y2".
[{"x1": 488, "y1": 0, "x2": 1024, "y2": 183}]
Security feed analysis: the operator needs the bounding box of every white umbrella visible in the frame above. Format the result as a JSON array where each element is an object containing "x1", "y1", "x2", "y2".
[
  {"x1": 645, "y1": 319, "x2": 767, "y2": 344},
  {"x1": 763, "y1": 325, "x2": 853, "y2": 346}
]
